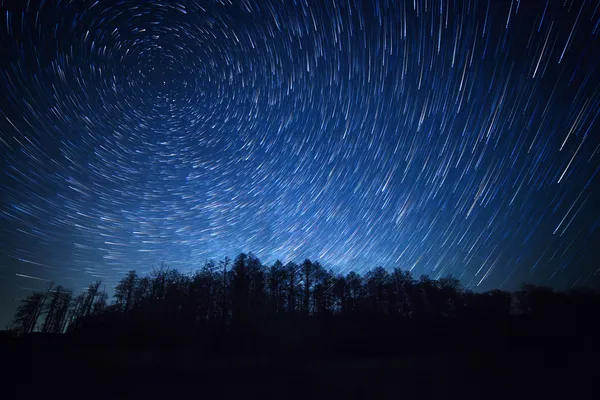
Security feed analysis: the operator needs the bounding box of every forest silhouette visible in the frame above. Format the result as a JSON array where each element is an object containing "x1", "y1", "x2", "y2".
[{"x1": 3, "y1": 253, "x2": 600, "y2": 399}]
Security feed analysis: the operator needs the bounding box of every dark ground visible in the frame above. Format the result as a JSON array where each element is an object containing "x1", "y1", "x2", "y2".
[{"x1": 2, "y1": 324, "x2": 599, "y2": 400}]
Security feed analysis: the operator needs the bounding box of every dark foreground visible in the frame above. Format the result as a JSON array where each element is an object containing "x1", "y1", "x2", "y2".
[{"x1": 2, "y1": 319, "x2": 600, "y2": 400}]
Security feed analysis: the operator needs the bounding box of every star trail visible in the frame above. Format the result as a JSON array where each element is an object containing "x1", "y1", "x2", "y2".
[{"x1": 1, "y1": 0, "x2": 600, "y2": 324}]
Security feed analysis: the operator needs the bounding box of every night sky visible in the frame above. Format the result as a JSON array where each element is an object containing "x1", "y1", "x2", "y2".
[{"x1": 1, "y1": 0, "x2": 600, "y2": 326}]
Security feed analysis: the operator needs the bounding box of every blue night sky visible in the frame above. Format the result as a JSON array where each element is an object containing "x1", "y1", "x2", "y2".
[{"x1": 1, "y1": 0, "x2": 599, "y2": 326}]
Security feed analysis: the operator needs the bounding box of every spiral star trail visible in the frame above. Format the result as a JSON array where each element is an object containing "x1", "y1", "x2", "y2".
[{"x1": 1, "y1": 0, "x2": 600, "y2": 324}]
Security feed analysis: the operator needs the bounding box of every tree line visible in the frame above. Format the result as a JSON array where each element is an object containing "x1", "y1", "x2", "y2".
[{"x1": 9, "y1": 253, "x2": 600, "y2": 338}]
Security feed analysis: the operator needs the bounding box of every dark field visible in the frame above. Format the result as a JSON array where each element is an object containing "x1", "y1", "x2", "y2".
[{"x1": 3, "y1": 318, "x2": 599, "y2": 400}]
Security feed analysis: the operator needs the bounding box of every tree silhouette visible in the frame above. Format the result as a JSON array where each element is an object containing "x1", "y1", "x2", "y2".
[
  {"x1": 285, "y1": 262, "x2": 299, "y2": 314},
  {"x1": 114, "y1": 271, "x2": 138, "y2": 313},
  {"x1": 365, "y1": 266, "x2": 389, "y2": 314},
  {"x1": 11, "y1": 290, "x2": 47, "y2": 334},
  {"x1": 266, "y1": 260, "x2": 285, "y2": 316},
  {"x1": 346, "y1": 271, "x2": 364, "y2": 314},
  {"x1": 8, "y1": 250, "x2": 600, "y2": 380},
  {"x1": 301, "y1": 259, "x2": 314, "y2": 315},
  {"x1": 41, "y1": 286, "x2": 72, "y2": 333}
]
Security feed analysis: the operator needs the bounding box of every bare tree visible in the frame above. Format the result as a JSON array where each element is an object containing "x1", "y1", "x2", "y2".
[
  {"x1": 11, "y1": 290, "x2": 48, "y2": 334},
  {"x1": 114, "y1": 271, "x2": 138, "y2": 313},
  {"x1": 42, "y1": 286, "x2": 71, "y2": 333}
]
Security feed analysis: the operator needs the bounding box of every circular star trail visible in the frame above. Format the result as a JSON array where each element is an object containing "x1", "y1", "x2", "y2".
[{"x1": 1, "y1": 0, "x2": 600, "y2": 319}]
